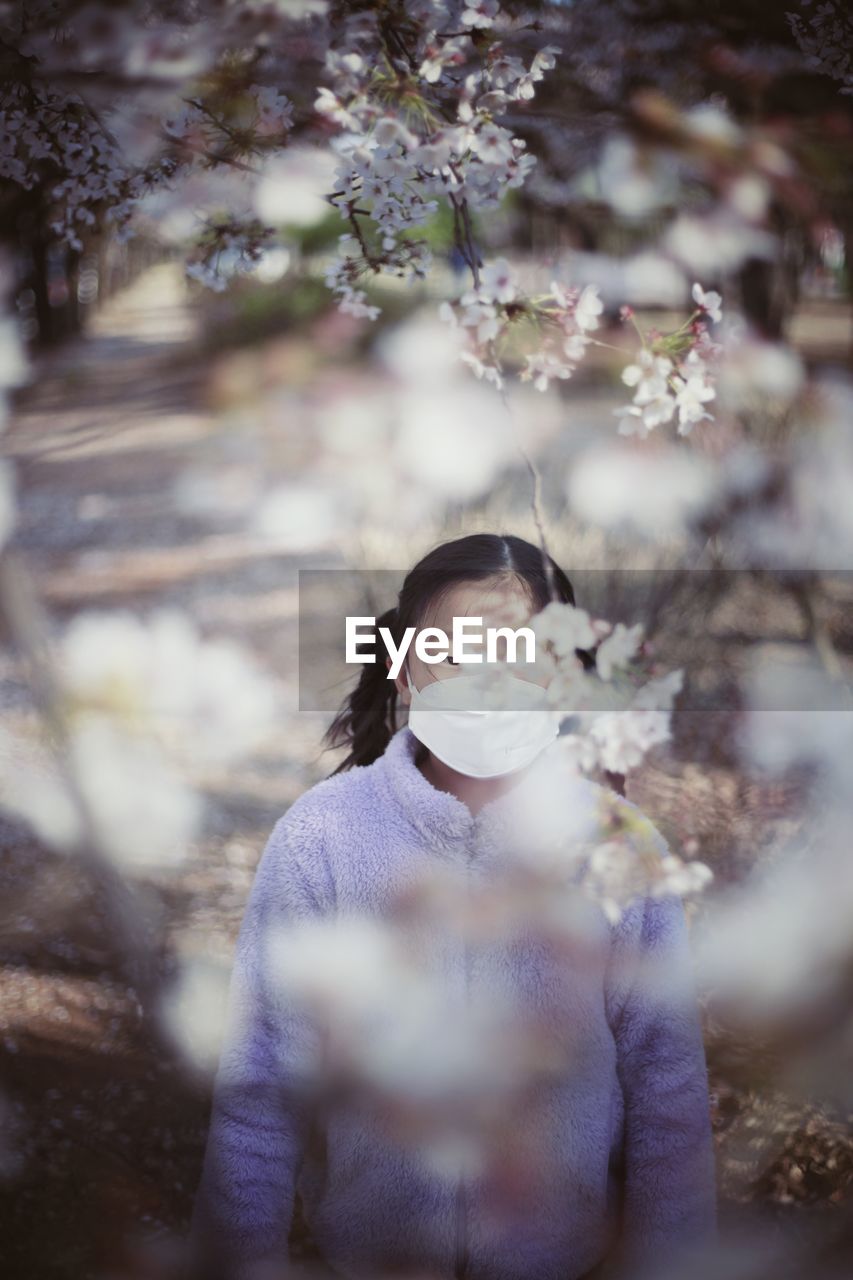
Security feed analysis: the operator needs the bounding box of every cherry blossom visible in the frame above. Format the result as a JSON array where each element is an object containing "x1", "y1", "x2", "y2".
[
  {"x1": 613, "y1": 403, "x2": 653, "y2": 440},
  {"x1": 530, "y1": 602, "x2": 599, "y2": 658},
  {"x1": 583, "y1": 831, "x2": 711, "y2": 923},
  {"x1": 61, "y1": 608, "x2": 279, "y2": 765},
  {"x1": 615, "y1": 362, "x2": 677, "y2": 434},
  {"x1": 480, "y1": 258, "x2": 517, "y2": 305},
  {"x1": 672, "y1": 364, "x2": 716, "y2": 433},
  {"x1": 462, "y1": 1, "x2": 500, "y2": 30},
  {"x1": 621, "y1": 350, "x2": 674, "y2": 398},
  {"x1": 575, "y1": 284, "x2": 605, "y2": 332},
  {"x1": 1, "y1": 0, "x2": 731, "y2": 432},
  {"x1": 614, "y1": 290, "x2": 721, "y2": 436},
  {"x1": 588, "y1": 706, "x2": 673, "y2": 774},
  {"x1": 554, "y1": 685, "x2": 680, "y2": 780},
  {"x1": 69, "y1": 716, "x2": 202, "y2": 870},
  {"x1": 692, "y1": 281, "x2": 723, "y2": 323},
  {"x1": 441, "y1": 270, "x2": 605, "y2": 392},
  {"x1": 316, "y1": 3, "x2": 560, "y2": 328},
  {"x1": 596, "y1": 623, "x2": 644, "y2": 681}
]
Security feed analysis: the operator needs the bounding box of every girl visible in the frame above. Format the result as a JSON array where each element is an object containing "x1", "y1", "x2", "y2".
[{"x1": 188, "y1": 533, "x2": 716, "y2": 1280}]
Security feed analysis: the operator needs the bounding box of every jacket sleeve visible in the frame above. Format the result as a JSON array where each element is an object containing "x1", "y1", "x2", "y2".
[
  {"x1": 186, "y1": 804, "x2": 329, "y2": 1280},
  {"x1": 605, "y1": 883, "x2": 717, "y2": 1272}
]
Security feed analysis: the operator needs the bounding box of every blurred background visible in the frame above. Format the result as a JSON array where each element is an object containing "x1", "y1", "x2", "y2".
[{"x1": 0, "y1": 2, "x2": 852, "y2": 1278}]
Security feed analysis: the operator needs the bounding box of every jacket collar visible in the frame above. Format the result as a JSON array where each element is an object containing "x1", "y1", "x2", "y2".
[
  {"x1": 377, "y1": 724, "x2": 587, "y2": 857},
  {"x1": 378, "y1": 725, "x2": 475, "y2": 848}
]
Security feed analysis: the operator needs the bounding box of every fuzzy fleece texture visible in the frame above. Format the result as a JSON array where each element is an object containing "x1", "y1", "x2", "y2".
[{"x1": 188, "y1": 726, "x2": 717, "y2": 1280}]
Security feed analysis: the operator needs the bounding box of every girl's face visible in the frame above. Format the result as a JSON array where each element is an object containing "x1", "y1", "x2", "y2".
[{"x1": 393, "y1": 575, "x2": 549, "y2": 704}]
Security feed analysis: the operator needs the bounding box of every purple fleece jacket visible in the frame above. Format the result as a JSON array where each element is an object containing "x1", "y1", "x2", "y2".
[{"x1": 188, "y1": 725, "x2": 717, "y2": 1280}]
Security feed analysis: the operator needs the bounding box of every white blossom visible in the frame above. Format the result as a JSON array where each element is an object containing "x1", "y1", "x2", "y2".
[
  {"x1": 480, "y1": 258, "x2": 517, "y2": 304},
  {"x1": 691, "y1": 282, "x2": 723, "y2": 323},
  {"x1": 588, "y1": 707, "x2": 672, "y2": 774},
  {"x1": 70, "y1": 715, "x2": 201, "y2": 870},
  {"x1": 462, "y1": 1, "x2": 500, "y2": 31},
  {"x1": 531, "y1": 603, "x2": 598, "y2": 658},
  {"x1": 61, "y1": 609, "x2": 278, "y2": 764},
  {"x1": 596, "y1": 623, "x2": 644, "y2": 680},
  {"x1": 575, "y1": 284, "x2": 604, "y2": 332},
  {"x1": 617, "y1": 331, "x2": 719, "y2": 438},
  {"x1": 621, "y1": 350, "x2": 673, "y2": 397},
  {"x1": 316, "y1": 4, "x2": 559, "y2": 326},
  {"x1": 265, "y1": 912, "x2": 527, "y2": 1101},
  {"x1": 672, "y1": 353, "x2": 716, "y2": 433},
  {"x1": 161, "y1": 955, "x2": 231, "y2": 1075}
]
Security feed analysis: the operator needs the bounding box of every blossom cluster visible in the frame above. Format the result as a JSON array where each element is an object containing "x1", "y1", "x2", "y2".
[
  {"x1": 184, "y1": 215, "x2": 277, "y2": 292},
  {"x1": 312, "y1": 2, "x2": 725, "y2": 428},
  {"x1": 60, "y1": 607, "x2": 278, "y2": 766},
  {"x1": 439, "y1": 258, "x2": 604, "y2": 390},
  {"x1": 582, "y1": 816, "x2": 713, "y2": 924},
  {"x1": 442, "y1": 596, "x2": 713, "y2": 922},
  {"x1": 316, "y1": 1, "x2": 560, "y2": 321},
  {"x1": 614, "y1": 284, "x2": 723, "y2": 437},
  {"x1": 437, "y1": 257, "x2": 722, "y2": 424},
  {"x1": 1, "y1": 608, "x2": 281, "y2": 873},
  {"x1": 0, "y1": 95, "x2": 150, "y2": 251},
  {"x1": 0, "y1": 2, "x2": 299, "y2": 268},
  {"x1": 528, "y1": 600, "x2": 685, "y2": 777}
]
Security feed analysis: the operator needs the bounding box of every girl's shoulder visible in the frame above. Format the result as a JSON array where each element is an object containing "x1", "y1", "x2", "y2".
[
  {"x1": 277, "y1": 755, "x2": 382, "y2": 835},
  {"x1": 259, "y1": 757, "x2": 384, "y2": 887}
]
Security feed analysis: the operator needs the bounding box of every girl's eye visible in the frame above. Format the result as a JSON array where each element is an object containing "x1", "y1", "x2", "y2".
[{"x1": 443, "y1": 656, "x2": 459, "y2": 666}]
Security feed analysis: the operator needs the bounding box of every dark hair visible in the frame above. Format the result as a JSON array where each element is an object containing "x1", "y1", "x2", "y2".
[{"x1": 321, "y1": 532, "x2": 625, "y2": 787}]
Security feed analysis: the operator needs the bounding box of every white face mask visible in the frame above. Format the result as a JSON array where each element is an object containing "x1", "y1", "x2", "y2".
[{"x1": 405, "y1": 668, "x2": 561, "y2": 779}]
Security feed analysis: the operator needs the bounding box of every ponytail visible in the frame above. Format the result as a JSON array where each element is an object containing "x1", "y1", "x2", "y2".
[{"x1": 322, "y1": 605, "x2": 400, "y2": 774}]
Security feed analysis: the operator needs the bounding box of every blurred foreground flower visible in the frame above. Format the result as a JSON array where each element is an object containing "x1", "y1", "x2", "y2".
[
  {"x1": 61, "y1": 607, "x2": 280, "y2": 765},
  {"x1": 566, "y1": 441, "x2": 716, "y2": 540},
  {"x1": 161, "y1": 953, "x2": 232, "y2": 1076},
  {"x1": 70, "y1": 715, "x2": 203, "y2": 869},
  {"x1": 263, "y1": 910, "x2": 562, "y2": 1174},
  {"x1": 697, "y1": 651, "x2": 853, "y2": 1019},
  {"x1": 0, "y1": 608, "x2": 281, "y2": 873}
]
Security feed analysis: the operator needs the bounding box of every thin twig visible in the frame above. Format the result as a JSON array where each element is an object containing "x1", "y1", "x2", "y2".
[
  {"x1": 498, "y1": 387, "x2": 559, "y2": 604},
  {"x1": 162, "y1": 131, "x2": 261, "y2": 176}
]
